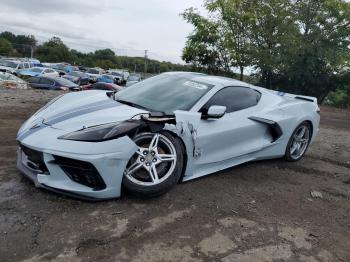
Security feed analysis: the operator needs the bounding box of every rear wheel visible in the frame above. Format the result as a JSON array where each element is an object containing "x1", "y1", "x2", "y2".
[
  {"x1": 123, "y1": 132, "x2": 184, "y2": 197},
  {"x1": 285, "y1": 122, "x2": 311, "y2": 161}
]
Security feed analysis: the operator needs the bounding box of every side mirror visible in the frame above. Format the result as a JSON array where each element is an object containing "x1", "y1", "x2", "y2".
[{"x1": 204, "y1": 105, "x2": 226, "y2": 119}]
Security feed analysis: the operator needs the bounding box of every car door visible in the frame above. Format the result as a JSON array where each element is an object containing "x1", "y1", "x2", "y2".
[
  {"x1": 194, "y1": 86, "x2": 271, "y2": 168},
  {"x1": 27, "y1": 77, "x2": 40, "y2": 88},
  {"x1": 38, "y1": 77, "x2": 54, "y2": 89}
]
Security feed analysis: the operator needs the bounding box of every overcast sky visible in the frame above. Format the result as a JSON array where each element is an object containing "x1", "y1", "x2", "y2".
[{"x1": 0, "y1": 0, "x2": 205, "y2": 63}]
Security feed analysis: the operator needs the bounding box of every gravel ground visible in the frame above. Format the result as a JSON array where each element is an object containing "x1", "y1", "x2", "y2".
[{"x1": 0, "y1": 88, "x2": 349, "y2": 262}]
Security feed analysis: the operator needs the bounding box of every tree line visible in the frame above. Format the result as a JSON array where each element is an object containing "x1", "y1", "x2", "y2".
[
  {"x1": 0, "y1": 32, "x2": 190, "y2": 74},
  {"x1": 182, "y1": 0, "x2": 350, "y2": 105}
]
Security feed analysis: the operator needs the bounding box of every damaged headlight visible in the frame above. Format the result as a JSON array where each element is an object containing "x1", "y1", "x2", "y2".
[{"x1": 58, "y1": 121, "x2": 142, "y2": 142}]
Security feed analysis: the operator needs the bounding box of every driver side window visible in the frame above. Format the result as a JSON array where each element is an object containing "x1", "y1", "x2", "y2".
[{"x1": 201, "y1": 86, "x2": 261, "y2": 114}]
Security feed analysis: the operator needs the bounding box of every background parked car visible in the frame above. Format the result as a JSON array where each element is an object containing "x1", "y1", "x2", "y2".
[
  {"x1": 86, "y1": 68, "x2": 104, "y2": 82},
  {"x1": 108, "y1": 69, "x2": 129, "y2": 85},
  {"x1": 51, "y1": 63, "x2": 70, "y2": 76},
  {"x1": 78, "y1": 66, "x2": 88, "y2": 72},
  {"x1": 0, "y1": 72, "x2": 29, "y2": 89},
  {"x1": 96, "y1": 74, "x2": 117, "y2": 84},
  {"x1": 0, "y1": 60, "x2": 33, "y2": 74},
  {"x1": 82, "y1": 82, "x2": 123, "y2": 92},
  {"x1": 27, "y1": 76, "x2": 78, "y2": 91},
  {"x1": 16, "y1": 67, "x2": 59, "y2": 79},
  {"x1": 62, "y1": 71, "x2": 90, "y2": 85},
  {"x1": 126, "y1": 73, "x2": 141, "y2": 87}
]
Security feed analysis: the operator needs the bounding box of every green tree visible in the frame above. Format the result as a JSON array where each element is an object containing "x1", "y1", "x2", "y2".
[
  {"x1": 36, "y1": 37, "x2": 72, "y2": 62},
  {"x1": 0, "y1": 31, "x2": 36, "y2": 57},
  {"x1": 182, "y1": 0, "x2": 350, "y2": 102},
  {"x1": 0, "y1": 37, "x2": 13, "y2": 55},
  {"x1": 248, "y1": 0, "x2": 297, "y2": 88},
  {"x1": 276, "y1": 0, "x2": 350, "y2": 102},
  {"x1": 205, "y1": 0, "x2": 254, "y2": 80},
  {"x1": 182, "y1": 7, "x2": 234, "y2": 76}
]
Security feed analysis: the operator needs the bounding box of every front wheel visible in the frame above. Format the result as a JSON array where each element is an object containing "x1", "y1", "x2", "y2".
[
  {"x1": 285, "y1": 122, "x2": 312, "y2": 161},
  {"x1": 123, "y1": 132, "x2": 184, "y2": 197}
]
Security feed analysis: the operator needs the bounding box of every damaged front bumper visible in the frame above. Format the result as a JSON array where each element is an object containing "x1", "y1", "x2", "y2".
[{"x1": 16, "y1": 125, "x2": 138, "y2": 200}]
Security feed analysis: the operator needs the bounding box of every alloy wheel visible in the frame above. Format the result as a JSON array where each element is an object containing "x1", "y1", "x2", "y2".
[
  {"x1": 289, "y1": 125, "x2": 310, "y2": 160},
  {"x1": 124, "y1": 133, "x2": 177, "y2": 186}
]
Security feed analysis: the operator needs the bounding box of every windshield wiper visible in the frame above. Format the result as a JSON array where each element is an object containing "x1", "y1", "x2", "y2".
[{"x1": 115, "y1": 99, "x2": 150, "y2": 111}]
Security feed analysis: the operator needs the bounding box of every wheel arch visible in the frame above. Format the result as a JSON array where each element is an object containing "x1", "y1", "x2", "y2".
[
  {"x1": 165, "y1": 130, "x2": 188, "y2": 182},
  {"x1": 304, "y1": 120, "x2": 314, "y2": 139}
]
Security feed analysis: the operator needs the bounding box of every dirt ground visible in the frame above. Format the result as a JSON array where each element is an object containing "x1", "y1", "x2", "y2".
[{"x1": 0, "y1": 88, "x2": 349, "y2": 262}]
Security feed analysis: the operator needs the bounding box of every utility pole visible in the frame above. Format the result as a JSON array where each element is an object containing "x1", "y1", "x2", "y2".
[
  {"x1": 144, "y1": 50, "x2": 148, "y2": 79},
  {"x1": 30, "y1": 46, "x2": 34, "y2": 59}
]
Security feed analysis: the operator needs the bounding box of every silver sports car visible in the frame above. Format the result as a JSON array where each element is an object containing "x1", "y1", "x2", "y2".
[{"x1": 17, "y1": 72, "x2": 320, "y2": 200}]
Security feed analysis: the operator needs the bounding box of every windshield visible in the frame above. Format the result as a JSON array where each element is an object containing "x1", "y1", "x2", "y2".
[
  {"x1": 128, "y1": 75, "x2": 140, "y2": 81},
  {"x1": 53, "y1": 64, "x2": 65, "y2": 70},
  {"x1": 70, "y1": 71, "x2": 84, "y2": 77},
  {"x1": 3, "y1": 61, "x2": 18, "y2": 68},
  {"x1": 115, "y1": 73, "x2": 212, "y2": 112},
  {"x1": 87, "y1": 69, "x2": 99, "y2": 74},
  {"x1": 111, "y1": 72, "x2": 122, "y2": 77}
]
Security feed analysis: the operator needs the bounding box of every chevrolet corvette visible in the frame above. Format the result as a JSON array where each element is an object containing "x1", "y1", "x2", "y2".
[{"x1": 16, "y1": 72, "x2": 320, "y2": 200}]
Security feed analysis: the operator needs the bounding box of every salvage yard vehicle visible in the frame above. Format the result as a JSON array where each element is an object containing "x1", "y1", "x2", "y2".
[
  {"x1": 108, "y1": 69, "x2": 129, "y2": 85},
  {"x1": 96, "y1": 74, "x2": 114, "y2": 84},
  {"x1": 0, "y1": 72, "x2": 29, "y2": 89},
  {"x1": 82, "y1": 82, "x2": 123, "y2": 92},
  {"x1": 16, "y1": 72, "x2": 320, "y2": 200},
  {"x1": 126, "y1": 73, "x2": 141, "y2": 87},
  {"x1": 86, "y1": 68, "x2": 104, "y2": 82},
  {"x1": 17, "y1": 67, "x2": 59, "y2": 79},
  {"x1": 0, "y1": 60, "x2": 33, "y2": 74},
  {"x1": 62, "y1": 71, "x2": 90, "y2": 85},
  {"x1": 27, "y1": 75, "x2": 79, "y2": 91}
]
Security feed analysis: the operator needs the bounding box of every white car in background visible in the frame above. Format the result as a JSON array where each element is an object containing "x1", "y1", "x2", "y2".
[
  {"x1": 108, "y1": 69, "x2": 129, "y2": 85},
  {"x1": 86, "y1": 68, "x2": 104, "y2": 82},
  {"x1": 126, "y1": 73, "x2": 142, "y2": 87},
  {"x1": 0, "y1": 60, "x2": 34, "y2": 74}
]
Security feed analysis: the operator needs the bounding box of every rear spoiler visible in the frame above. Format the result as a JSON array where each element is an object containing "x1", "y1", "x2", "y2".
[
  {"x1": 294, "y1": 95, "x2": 317, "y2": 103},
  {"x1": 274, "y1": 91, "x2": 318, "y2": 104}
]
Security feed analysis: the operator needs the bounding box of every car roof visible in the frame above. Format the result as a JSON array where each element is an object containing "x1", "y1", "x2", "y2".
[{"x1": 162, "y1": 71, "x2": 251, "y2": 88}]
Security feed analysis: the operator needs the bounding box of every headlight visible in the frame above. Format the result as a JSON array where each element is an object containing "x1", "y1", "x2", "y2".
[{"x1": 58, "y1": 120, "x2": 143, "y2": 142}]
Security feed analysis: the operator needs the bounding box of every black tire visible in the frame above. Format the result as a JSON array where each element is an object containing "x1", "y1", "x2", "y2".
[
  {"x1": 285, "y1": 121, "x2": 312, "y2": 162},
  {"x1": 122, "y1": 132, "x2": 184, "y2": 197}
]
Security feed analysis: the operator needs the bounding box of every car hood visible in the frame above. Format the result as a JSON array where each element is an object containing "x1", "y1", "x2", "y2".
[{"x1": 19, "y1": 91, "x2": 147, "y2": 135}]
